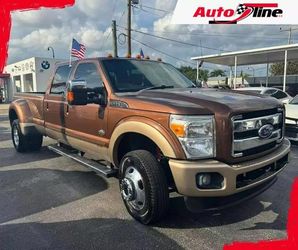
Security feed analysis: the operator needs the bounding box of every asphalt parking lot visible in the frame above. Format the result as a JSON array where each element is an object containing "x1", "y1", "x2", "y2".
[{"x1": 0, "y1": 103, "x2": 297, "y2": 250}]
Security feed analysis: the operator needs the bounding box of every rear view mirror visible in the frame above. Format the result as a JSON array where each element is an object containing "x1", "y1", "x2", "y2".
[{"x1": 67, "y1": 80, "x2": 88, "y2": 105}]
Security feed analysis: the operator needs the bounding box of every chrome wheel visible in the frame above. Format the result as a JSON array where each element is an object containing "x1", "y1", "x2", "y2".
[
  {"x1": 120, "y1": 160, "x2": 146, "y2": 211},
  {"x1": 13, "y1": 125, "x2": 19, "y2": 147}
]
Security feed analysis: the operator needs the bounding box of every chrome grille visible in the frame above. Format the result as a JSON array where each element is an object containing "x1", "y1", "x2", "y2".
[{"x1": 232, "y1": 111, "x2": 284, "y2": 158}]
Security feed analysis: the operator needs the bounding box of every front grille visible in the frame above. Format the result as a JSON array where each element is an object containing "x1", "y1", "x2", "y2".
[
  {"x1": 236, "y1": 155, "x2": 288, "y2": 188},
  {"x1": 232, "y1": 109, "x2": 284, "y2": 158}
]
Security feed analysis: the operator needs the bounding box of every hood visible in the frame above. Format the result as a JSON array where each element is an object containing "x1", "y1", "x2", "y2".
[
  {"x1": 120, "y1": 88, "x2": 282, "y2": 116},
  {"x1": 286, "y1": 104, "x2": 298, "y2": 123}
]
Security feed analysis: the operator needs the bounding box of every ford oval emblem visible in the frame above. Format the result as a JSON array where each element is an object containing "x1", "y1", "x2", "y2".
[{"x1": 258, "y1": 124, "x2": 274, "y2": 139}]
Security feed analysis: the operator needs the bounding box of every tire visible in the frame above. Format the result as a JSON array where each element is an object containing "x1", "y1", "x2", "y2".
[
  {"x1": 11, "y1": 119, "x2": 43, "y2": 153},
  {"x1": 119, "y1": 150, "x2": 169, "y2": 224}
]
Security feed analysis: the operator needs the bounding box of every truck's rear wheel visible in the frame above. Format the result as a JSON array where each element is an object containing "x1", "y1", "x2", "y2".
[
  {"x1": 119, "y1": 150, "x2": 169, "y2": 224},
  {"x1": 12, "y1": 119, "x2": 43, "y2": 153}
]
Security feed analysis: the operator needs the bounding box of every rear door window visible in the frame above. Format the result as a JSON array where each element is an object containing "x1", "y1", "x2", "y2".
[{"x1": 51, "y1": 65, "x2": 71, "y2": 95}]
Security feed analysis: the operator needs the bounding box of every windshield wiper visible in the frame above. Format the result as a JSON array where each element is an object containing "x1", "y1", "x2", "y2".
[{"x1": 140, "y1": 85, "x2": 175, "y2": 92}]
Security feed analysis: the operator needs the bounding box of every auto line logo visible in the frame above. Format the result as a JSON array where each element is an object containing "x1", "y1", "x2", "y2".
[
  {"x1": 193, "y1": 3, "x2": 283, "y2": 24},
  {"x1": 171, "y1": 0, "x2": 296, "y2": 25}
]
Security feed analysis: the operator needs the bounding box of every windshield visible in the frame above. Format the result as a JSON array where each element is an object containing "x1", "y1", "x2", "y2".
[
  {"x1": 101, "y1": 59, "x2": 194, "y2": 93},
  {"x1": 290, "y1": 95, "x2": 298, "y2": 104}
]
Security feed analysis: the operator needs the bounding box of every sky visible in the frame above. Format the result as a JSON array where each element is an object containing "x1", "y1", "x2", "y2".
[{"x1": 7, "y1": 0, "x2": 298, "y2": 76}]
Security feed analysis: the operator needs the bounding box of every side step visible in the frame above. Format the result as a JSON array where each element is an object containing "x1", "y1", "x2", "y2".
[{"x1": 48, "y1": 144, "x2": 118, "y2": 178}]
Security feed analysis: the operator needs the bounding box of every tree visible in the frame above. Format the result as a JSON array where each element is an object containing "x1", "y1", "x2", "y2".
[
  {"x1": 270, "y1": 61, "x2": 298, "y2": 76},
  {"x1": 178, "y1": 66, "x2": 209, "y2": 83},
  {"x1": 209, "y1": 69, "x2": 226, "y2": 77}
]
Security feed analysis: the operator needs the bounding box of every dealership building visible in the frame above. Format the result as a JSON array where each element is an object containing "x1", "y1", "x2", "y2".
[{"x1": 2, "y1": 57, "x2": 62, "y2": 102}]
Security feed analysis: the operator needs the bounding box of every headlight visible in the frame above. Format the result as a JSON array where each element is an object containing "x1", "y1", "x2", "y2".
[{"x1": 170, "y1": 115, "x2": 216, "y2": 159}]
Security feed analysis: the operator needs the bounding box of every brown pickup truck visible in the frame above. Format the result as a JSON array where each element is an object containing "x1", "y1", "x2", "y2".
[{"x1": 9, "y1": 58, "x2": 290, "y2": 224}]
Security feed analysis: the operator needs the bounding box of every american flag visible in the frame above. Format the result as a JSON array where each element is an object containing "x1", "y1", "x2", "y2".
[{"x1": 71, "y1": 38, "x2": 86, "y2": 59}]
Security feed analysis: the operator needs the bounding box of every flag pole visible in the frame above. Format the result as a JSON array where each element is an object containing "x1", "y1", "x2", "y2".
[{"x1": 69, "y1": 38, "x2": 72, "y2": 67}]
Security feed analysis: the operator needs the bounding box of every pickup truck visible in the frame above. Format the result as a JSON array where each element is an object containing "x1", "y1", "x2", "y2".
[{"x1": 9, "y1": 58, "x2": 290, "y2": 224}]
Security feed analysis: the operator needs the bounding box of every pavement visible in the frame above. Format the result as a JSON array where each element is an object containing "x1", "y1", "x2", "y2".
[{"x1": 0, "y1": 103, "x2": 297, "y2": 250}]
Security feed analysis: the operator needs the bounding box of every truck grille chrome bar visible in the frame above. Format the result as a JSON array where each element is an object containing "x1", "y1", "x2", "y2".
[{"x1": 232, "y1": 111, "x2": 284, "y2": 158}]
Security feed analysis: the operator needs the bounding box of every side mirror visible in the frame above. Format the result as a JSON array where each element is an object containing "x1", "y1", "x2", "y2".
[
  {"x1": 91, "y1": 87, "x2": 107, "y2": 107},
  {"x1": 67, "y1": 80, "x2": 88, "y2": 105}
]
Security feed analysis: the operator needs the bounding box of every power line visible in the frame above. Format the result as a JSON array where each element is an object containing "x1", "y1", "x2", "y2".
[
  {"x1": 139, "y1": 4, "x2": 172, "y2": 13},
  {"x1": 129, "y1": 35, "x2": 196, "y2": 66},
  {"x1": 100, "y1": 10, "x2": 126, "y2": 52},
  {"x1": 117, "y1": 25, "x2": 228, "y2": 52},
  {"x1": 152, "y1": 30, "x2": 291, "y2": 41},
  {"x1": 132, "y1": 5, "x2": 165, "y2": 18}
]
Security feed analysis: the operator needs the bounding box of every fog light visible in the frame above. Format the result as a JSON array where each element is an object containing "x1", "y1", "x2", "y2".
[
  {"x1": 197, "y1": 174, "x2": 211, "y2": 186},
  {"x1": 196, "y1": 173, "x2": 224, "y2": 190}
]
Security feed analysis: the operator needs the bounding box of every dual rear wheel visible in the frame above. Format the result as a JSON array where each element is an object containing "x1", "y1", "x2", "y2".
[{"x1": 11, "y1": 119, "x2": 43, "y2": 152}]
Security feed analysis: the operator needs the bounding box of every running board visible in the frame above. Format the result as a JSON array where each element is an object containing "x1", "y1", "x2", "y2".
[{"x1": 48, "y1": 144, "x2": 118, "y2": 178}]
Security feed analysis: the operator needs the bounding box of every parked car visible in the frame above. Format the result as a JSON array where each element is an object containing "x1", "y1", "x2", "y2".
[
  {"x1": 9, "y1": 58, "x2": 290, "y2": 224},
  {"x1": 285, "y1": 95, "x2": 298, "y2": 141},
  {"x1": 237, "y1": 87, "x2": 292, "y2": 104}
]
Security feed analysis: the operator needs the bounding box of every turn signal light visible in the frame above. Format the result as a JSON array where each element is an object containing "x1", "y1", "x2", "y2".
[
  {"x1": 170, "y1": 123, "x2": 185, "y2": 137},
  {"x1": 67, "y1": 91, "x2": 74, "y2": 103}
]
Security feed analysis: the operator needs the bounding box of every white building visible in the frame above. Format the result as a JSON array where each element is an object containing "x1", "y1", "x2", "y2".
[{"x1": 4, "y1": 57, "x2": 63, "y2": 100}]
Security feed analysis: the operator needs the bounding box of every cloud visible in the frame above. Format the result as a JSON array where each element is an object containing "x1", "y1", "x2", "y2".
[{"x1": 7, "y1": 0, "x2": 294, "y2": 75}]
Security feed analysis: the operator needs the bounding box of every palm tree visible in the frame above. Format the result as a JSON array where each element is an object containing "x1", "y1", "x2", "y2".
[{"x1": 209, "y1": 69, "x2": 226, "y2": 77}]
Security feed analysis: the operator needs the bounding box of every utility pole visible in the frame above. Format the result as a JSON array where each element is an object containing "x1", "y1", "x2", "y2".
[
  {"x1": 127, "y1": 0, "x2": 132, "y2": 56},
  {"x1": 112, "y1": 20, "x2": 118, "y2": 57}
]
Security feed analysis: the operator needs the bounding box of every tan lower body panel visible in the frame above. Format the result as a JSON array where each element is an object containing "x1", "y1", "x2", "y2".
[
  {"x1": 169, "y1": 139, "x2": 291, "y2": 197},
  {"x1": 45, "y1": 128, "x2": 110, "y2": 162}
]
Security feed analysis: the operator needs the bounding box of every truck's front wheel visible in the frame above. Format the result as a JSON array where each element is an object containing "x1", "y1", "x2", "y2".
[
  {"x1": 119, "y1": 150, "x2": 169, "y2": 224},
  {"x1": 12, "y1": 119, "x2": 43, "y2": 152}
]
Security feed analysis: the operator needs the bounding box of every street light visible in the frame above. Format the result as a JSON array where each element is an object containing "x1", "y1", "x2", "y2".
[{"x1": 47, "y1": 46, "x2": 55, "y2": 59}]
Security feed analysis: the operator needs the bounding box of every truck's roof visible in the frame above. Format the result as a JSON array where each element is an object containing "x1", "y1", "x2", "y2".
[{"x1": 57, "y1": 57, "x2": 165, "y2": 67}]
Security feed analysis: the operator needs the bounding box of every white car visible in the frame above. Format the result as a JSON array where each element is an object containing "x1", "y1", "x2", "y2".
[
  {"x1": 285, "y1": 95, "x2": 298, "y2": 141},
  {"x1": 237, "y1": 87, "x2": 292, "y2": 104}
]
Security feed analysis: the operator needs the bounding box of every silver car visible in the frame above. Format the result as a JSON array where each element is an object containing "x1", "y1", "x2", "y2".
[{"x1": 237, "y1": 87, "x2": 292, "y2": 104}]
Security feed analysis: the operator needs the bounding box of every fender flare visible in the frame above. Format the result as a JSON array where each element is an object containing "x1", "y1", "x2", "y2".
[
  {"x1": 9, "y1": 100, "x2": 34, "y2": 124},
  {"x1": 9, "y1": 100, "x2": 41, "y2": 135},
  {"x1": 109, "y1": 118, "x2": 182, "y2": 166}
]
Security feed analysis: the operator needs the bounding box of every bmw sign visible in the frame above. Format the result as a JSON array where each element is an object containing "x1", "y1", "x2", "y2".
[{"x1": 41, "y1": 61, "x2": 50, "y2": 70}]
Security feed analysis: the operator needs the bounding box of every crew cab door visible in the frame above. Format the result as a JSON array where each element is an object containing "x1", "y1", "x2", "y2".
[
  {"x1": 64, "y1": 60, "x2": 109, "y2": 157},
  {"x1": 44, "y1": 64, "x2": 71, "y2": 140}
]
